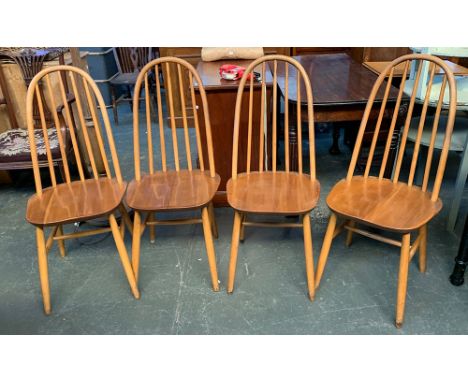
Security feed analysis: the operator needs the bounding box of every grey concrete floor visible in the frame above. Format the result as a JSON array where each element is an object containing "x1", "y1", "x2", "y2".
[{"x1": 0, "y1": 107, "x2": 466, "y2": 334}]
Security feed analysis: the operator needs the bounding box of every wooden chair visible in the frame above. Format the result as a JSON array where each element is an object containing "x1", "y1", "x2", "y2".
[
  {"x1": 125, "y1": 57, "x2": 220, "y2": 292},
  {"x1": 25, "y1": 65, "x2": 140, "y2": 315},
  {"x1": 0, "y1": 54, "x2": 73, "y2": 178},
  {"x1": 314, "y1": 54, "x2": 457, "y2": 328},
  {"x1": 110, "y1": 47, "x2": 155, "y2": 124},
  {"x1": 226, "y1": 55, "x2": 320, "y2": 300}
]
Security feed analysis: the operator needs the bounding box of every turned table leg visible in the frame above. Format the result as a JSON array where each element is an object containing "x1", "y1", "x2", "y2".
[{"x1": 450, "y1": 215, "x2": 468, "y2": 286}]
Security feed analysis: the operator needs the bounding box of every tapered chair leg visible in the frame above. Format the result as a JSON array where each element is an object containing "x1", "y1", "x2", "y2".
[
  {"x1": 418, "y1": 225, "x2": 427, "y2": 273},
  {"x1": 120, "y1": 215, "x2": 126, "y2": 241},
  {"x1": 109, "y1": 213, "x2": 140, "y2": 299},
  {"x1": 345, "y1": 220, "x2": 355, "y2": 247},
  {"x1": 208, "y1": 202, "x2": 218, "y2": 239},
  {"x1": 201, "y1": 206, "x2": 220, "y2": 291},
  {"x1": 302, "y1": 213, "x2": 315, "y2": 301},
  {"x1": 239, "y1": 213, "x2": 246, "y2": 242},
  {"x1": 56, "y1": 225, "x2": 66, "y2": 257},
  {"x1": 396, "y1": 233, "x2": 411, "y2": 328},
  {"x1": 36, "y1": 227, "x2": 51, "y2": 315},
  {"x1": 118, "y1": 204, "x2": 133, "y2": 235},
  {"x1": 148, "y1": 212, "x2": 156, "y2": 243},
  {"x1": 227, "y1": 211, "x2": 243, "y2": 293},
  {"x1": 315, "y1": 212, "x2": 337, "y2": 289},
  {"x1": 132, "y1": 210, "x2": 142, "y2": 283}
]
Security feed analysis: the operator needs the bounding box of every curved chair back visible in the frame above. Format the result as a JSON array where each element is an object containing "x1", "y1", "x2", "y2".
[
  {"x1": 346, "y1": 53, "x2": 457, "y2": 202},
  {"x1": 132, "y1": 56, "x2": 216, "y2": 180},
  {"x1": 231, "y1": 54, "x2": 315, "y2": 180},
  {"x1": 26, "y1": 65, "x2": 124, "y2": 196}
]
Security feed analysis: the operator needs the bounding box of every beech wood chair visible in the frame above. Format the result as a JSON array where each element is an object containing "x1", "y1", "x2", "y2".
[
  {"x1": 25, "y1": 65, "x2": 139, "y2": 315},
  {"x1": 125, "y1": 57, "x2": 220, "y2": 292},
  {"x1": 314, "y1": 54, "x2": 457, "y2": 328},
  {"x1": 226, "y1": 55, "x2": 320, "y2": 300}
]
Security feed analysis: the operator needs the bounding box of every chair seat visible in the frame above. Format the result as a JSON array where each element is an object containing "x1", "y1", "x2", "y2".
[
  {"x1": 125, "y1": 170, "x2": 220, "y2": 211},
  {"x1": 227, "y1": 171, "x2": 320, "y2": 214},
  {"x1": 0, "y1": 128, "x2": 66, "y2": 165},
  {"x1": 26, "y1": 178, "x2": 126, "y2": 226},
  {"x1": 110, "y1": 72, "x2": 138, "y2": 86},
  {"x1": 327, "y1": 176, "x2": 443, "y2": 232}
]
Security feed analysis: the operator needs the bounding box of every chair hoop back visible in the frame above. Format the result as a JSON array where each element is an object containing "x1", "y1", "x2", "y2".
[
  {"x1": 26, "y1": 65, "x2": 123, "y2": 196},
  {"x1": 231, "y1": 54, "x2": 315, "y2": 180},
  {"x1": 346, "y1": 53, "x2": 457, "y2": 202},
  {"x1": 132, "y1": 56, "x2": 216, "y2": 181}
]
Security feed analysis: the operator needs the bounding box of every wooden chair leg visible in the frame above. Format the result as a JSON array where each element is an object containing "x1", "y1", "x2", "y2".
[
  {"x1": 36, "y1": 227, "x2": 51, "y2": 315},
  {"x1": 118, "y1": 204, "x2": 133, "y2": 235},
  {"x1": 56, "y1": 225, "x2": 66, "y2": 257},
  {"x1": 345, "y1": 220, "x2": 355, "y2": 247},
  {"x1": 396, "y1": 233, "x2": 411, "y2": 328},
  {"x1": 227, "y1": 211, "x2": 243, "y2": 293},
  {"x1": 109, "y1": 213, "x2": 140, "y2": 299},
  {"x1": 120, "y1": 215, "x2": 126, "y2": 241},
  {"x1": 302, "y1": 213, "x2": 315, "y2": 301},
  {"x1": 149, "y1": 212, "x2": 156, "y2": 243},
  {"x1": 315, "y1": 212, "x2": 337, "y2": 289},
  {"x1": 110, "y1": 86, "x2": 118, "y2": 124},
  {"x1": 132, "y1": 210, "x2": 142, "y2": 283},
  {"x1": 208, "y1": 202, "x2": 218, "y2": 239},
  {"x1": 201, "y1": 206, "x2": 220, "y2": 291},
  {"x1": 239, "y1": 213, "x2": 246, "y2": 243},
  {"x1": 419, "y1": 224, "x2": 427, "y2": 273}
]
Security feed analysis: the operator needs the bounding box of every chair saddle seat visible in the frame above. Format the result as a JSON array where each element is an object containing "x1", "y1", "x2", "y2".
[
  {"x1": 26, "y1": 178, "x2": 126, "y2": 226},
  {"x1": 227, "y1": 171, "x2": 320, "y2": 214},
  {"x1": 327, "y1": 176, "x2": 443, "y2": 232},
  {"x1": 125, "y1": 170, "x2": 220, "y2": 211}
]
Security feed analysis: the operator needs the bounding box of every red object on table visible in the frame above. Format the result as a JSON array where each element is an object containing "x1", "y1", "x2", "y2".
[{"x1": 219, "y1": 64, "x2": 246, "y2": 80}]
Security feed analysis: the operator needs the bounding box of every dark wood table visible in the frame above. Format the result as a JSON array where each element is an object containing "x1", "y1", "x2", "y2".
[
  {"x1": 195, "y1": 59, "x2": 273, "y2": 206},
  {"x1": 276, "y1": 53, "x2": 405, "y2": 167}
]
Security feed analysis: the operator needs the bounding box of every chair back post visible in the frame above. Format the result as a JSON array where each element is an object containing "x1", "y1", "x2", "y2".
[
  {"x1": 133, "y1": 56, "x2": 216, "y2": 180},
  {"x1": 345, "y1": 53, "x2": 457, "y2": 201},
  {"x1": 26, "y1": 65, "x2": 123, "y2": 194},
  {"x1": 231, "y1": 54, "x2": 315, "y2": 180}
]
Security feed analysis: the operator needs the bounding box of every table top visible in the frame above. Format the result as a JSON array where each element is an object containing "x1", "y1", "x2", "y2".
[
  {"x1": 363, "y1": 60, "x2": 468, "y2": 77},
  {"x1": 276, "y1": 53, "x2": 400, "y2": 106},
  {"x1": 196, "y1": 59, "x2": 273, "y2": 90}
]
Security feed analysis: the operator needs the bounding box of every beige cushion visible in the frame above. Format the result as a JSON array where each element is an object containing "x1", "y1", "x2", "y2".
[{"x1": 201, "y1": 47, "x2": 264, "y2": 62}]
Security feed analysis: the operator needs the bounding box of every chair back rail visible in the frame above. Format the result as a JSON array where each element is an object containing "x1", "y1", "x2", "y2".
[
  {"x1": 26, "y1": 65, "x2": 123, "y2": 196},
  {"x1": 346, "y1": 53, "x2": 457, "y2": 202},
  {"x1": 114, "y1": 47, "x2": 153, "y2": 74},
  {"x1": 231, "y1": 55, "x2": 315, "y2": 180},
  {"x1": 132, "y1": 56, "x2": 216, "y2": 181}
]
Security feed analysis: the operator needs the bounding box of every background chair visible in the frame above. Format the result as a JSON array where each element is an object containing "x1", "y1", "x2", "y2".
[
  {"x1": 125, "y1": 56, "x2": 220, "y2": 292},
  {"x1": 226, "y1": 55, "x2": 319, "y2": 300},
  {"x1": 314, "y1": 54, "x2": 457, "y2": 328},
  {"x1": 405, "y1": 48, "x2": 468, "y2": 232},
  {"x1": 25, "y1": 65, "x2": 139, "y2": 314},
  {"x1": 0, "y1": 51, "x2": 73, "y2": 179},
  {"x1": 408, "y1": 115, "x2": 468, "y2": 232},
  {"x1": 110, "y1": 47, "x2": 155, "y2": 124}
]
